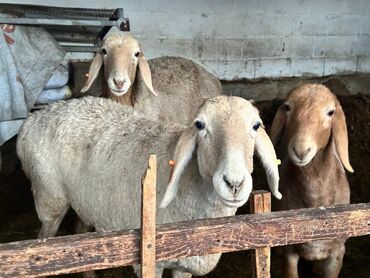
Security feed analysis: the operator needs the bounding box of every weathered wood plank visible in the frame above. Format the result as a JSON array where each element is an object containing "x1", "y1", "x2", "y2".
[
  {"x1": 141, "y1": 155, "x2": 157, "y2": 278},
  {"x1": 250, "y1": 191, "x2": 271, "y2": 278},
  {"x1": 0, "y1": 230, "x2": 139, "y2": 277},
  {"x1": 0, "y1": 203, "x2": 369, "y2": 277}
]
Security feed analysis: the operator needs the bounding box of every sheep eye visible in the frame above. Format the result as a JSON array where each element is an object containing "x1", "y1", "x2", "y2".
[
  {"x1": 194, "y1": 120, "x2": 205, "y2": 130},
  {"x1": 134, "y1": 51, "x2": 140, "y2": 58},
  {"x1": 327, "y1": 109, "x2": 335, "y2": 117},
  {"x1": 253, "y1": 122, "x2": 261, "y2": 131},
  {"x1": 101, "y1": 48, "x2": 107, "y2": 55},
  {"x1": 283, "y1": 103, "x2": 290, "y2": 111}
]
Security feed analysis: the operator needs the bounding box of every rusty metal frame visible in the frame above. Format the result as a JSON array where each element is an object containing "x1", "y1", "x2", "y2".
[{"x1": 0, "y1": 4, "x2": 130, "y2": 52}]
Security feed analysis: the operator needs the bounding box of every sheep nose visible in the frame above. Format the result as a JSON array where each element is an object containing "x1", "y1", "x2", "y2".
[
  {"x1": 223, "y1": 175, "x2": 244, "y2": 196},
  {"x1": 113, "y1": 78, "x2": 125, "y2": 89},
  {"x1": 293, "y1": 147, "x2": 311, "y2": 160}
]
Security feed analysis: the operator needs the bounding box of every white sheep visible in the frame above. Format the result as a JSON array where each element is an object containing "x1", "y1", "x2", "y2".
[
  {"x1": 80, "y1": 32, "x2": 222, "y2": 125},
  {"x1": 270, "y1": 84, "x2": 353, "y2": 278},
  {"x1": 17, "y1": 95, "x2": 281, "y2": 277},
  {"x1": 78, "y1": 32, "x2": 223, "y2": 242}
]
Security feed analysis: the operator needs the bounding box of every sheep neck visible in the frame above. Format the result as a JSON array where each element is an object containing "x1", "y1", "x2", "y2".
[
  {"x1": 101, "y1": 82, "x2": 134, "y2": 106},
  {"x1": 110, "y1": 87, "x2": 134, "y2": 106},
  {"x1": 280, "y1": 138, "x2": 350, "y2": 208}
]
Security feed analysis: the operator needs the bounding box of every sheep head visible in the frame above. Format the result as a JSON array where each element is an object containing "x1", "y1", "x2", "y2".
[
  {"x1": 81, "y1": 33, "x2": 156, "y2": 97},
  {"x1": 270, "y1": 84, "x2": 353, "y2": 172},
  {"x1": 160, "y1": 96, "x2": 282, "y2": 208}
]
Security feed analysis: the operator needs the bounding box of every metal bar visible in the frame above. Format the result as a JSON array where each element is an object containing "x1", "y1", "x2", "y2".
[
  {"x1": 112, "y1": 8, "x2": 124, "y2": 20},
  {"x1": 250, "y1": 191, "x2": 271, "y2": 278},
  {"x1": 61, "y1": 45, "x2": 100, "y2": 52},
  {"x1": 0, "y1": 4, "x2": 117, "y2": 20},
  {"x1": 0, "y1": 17, "x2": 117, "y2": 27},
  {"x1": 97, "y1": 26, "x2": 113, "y2": 41},
  {"x1": 141, "y1": 155, "x2": 157, "y2": 277}
]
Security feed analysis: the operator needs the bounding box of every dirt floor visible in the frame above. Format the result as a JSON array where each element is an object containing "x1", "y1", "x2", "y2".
[{"x1": 0, "y1": 82, "x2": 369, "y2": 277}]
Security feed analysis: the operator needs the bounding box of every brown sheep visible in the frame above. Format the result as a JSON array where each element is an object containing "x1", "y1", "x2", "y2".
[{"x1": 270, "y1": 84, "x2": 353, "y2": 278}]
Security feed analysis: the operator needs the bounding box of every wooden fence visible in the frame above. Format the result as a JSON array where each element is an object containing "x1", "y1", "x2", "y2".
[{"x1": 0, "y1": 155, "x2": 369, "y2": 277}]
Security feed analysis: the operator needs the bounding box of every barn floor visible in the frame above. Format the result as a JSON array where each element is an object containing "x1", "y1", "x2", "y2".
[{"x1": 0, "y1": 79, "x2": 369, "y2": 277}]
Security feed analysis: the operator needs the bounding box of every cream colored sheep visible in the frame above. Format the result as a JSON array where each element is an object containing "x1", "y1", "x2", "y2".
[
  {"x1": 17, "y1": 95, "x2": 281, "y2": 277},
  {"x1": 81, "y1": 33, "x2": 221, "y2": 126},
  {"x1": 270, "y1": 84, "x2": 353, "y2": 278},
  {"x1": 79, "y1": 33, "x2": 223, "y2": 278}
]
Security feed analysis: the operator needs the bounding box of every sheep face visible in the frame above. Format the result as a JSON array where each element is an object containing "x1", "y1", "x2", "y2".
[
  {"x1": 270, "y1": 84, "x2": 353, "y2": 172},
  {"x1": 160, "y1": 96, "x2": 282, "y2": 208},
  {"x1": 81, "y1": 33, "x2": 156, "y2": 97},
  {"x1": 102, "y1": 34, "x2": 140, "y2": 96}
]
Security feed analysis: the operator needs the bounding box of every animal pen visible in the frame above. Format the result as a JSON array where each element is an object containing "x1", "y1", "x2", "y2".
[
  {"x1": 1, "y1": 2, "x2": 370, "y2": 278},
  {"x1": 0, "y1": 155, "x2": 369, "y2": 278}
]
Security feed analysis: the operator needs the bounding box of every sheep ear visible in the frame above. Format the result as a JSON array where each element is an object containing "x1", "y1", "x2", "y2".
[
  {"x1": 81, "y1": 52, "x2": 103, "y2": 93},
  {"x1": 255, "y1": 127, "x2": 282, "y2": 199},
  {"x1": 138, "y1": 52, "x2": 157, "y2": 96},
  {"x1": 332, "y1": 101, "x2": 354, "y2": 173},
  {"x1": 159, "y1": 127, "x2": 197, "y2": 208},
  {"x1": 270, "y1": 105, "x2": 286, "y2": 144}
]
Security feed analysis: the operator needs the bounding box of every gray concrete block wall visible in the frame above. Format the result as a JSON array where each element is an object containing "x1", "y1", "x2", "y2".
[{"x1": 4, "y1": 0, "x2": 370, "y2": 80}]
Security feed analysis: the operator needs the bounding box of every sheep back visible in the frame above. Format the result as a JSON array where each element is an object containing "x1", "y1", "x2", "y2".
[
  {"x1": 134, "y1": 56, "x2": 221, "y2": 125},
  {"x1": 17, "y1": 96, "x2": 183, "y2": 230}
]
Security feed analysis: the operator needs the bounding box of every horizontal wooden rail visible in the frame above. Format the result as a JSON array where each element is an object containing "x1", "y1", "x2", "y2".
[{"x1": 0, "y1": 203, "x2": 369, "y2": 277}]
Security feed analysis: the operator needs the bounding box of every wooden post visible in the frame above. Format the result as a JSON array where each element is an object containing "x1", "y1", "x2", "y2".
[
  {"x1": 250, "y1": 190, "x2": 271, "y2": 278},
  {"x1": 141, "y1": 155, "x2": 157, "y2": 278}
]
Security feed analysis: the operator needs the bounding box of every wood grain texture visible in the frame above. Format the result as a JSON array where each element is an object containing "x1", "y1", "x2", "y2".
[
  {"x1": 250, "y1": 191, "x2": 271, "y2": 278},
  {"x1": 0, "y1": 203, "x2": 369, "y2": 277},
  {"x1": 141, "y1": 155, "x2": 157, "y2": 278}
]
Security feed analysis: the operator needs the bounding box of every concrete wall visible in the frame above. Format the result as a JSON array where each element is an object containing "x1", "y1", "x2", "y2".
[{"x1": 2, "y1": 0, "x2": 370, "y2": 80}]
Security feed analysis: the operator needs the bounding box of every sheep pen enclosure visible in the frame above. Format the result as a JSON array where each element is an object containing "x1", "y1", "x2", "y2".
[{"x1": 0, "y1": 76, "x2": 369, "y2": 278}]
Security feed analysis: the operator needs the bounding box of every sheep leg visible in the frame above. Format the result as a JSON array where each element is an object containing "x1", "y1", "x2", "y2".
[
  {"x1": 172, "y1": 270, "x2": 192, "y2": 278},
  {"x1": 34, "y1": 188, "x2": 69, "y2": 238},
  {"x1": 74, "y1": 216, "x2": 94, "y2": 233},
  {"x1": 312, "y1": 244, "x2": 345, "y2": 278},
  {"x1": 155, "y1": 267, "x2": 165, "y2": 278},
  {"x1": 36, "y1": 190, "x2": 97, "y2": 278},
  {"x1": 282, "y1": 246, "x2": 300, "y2": 278}
]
